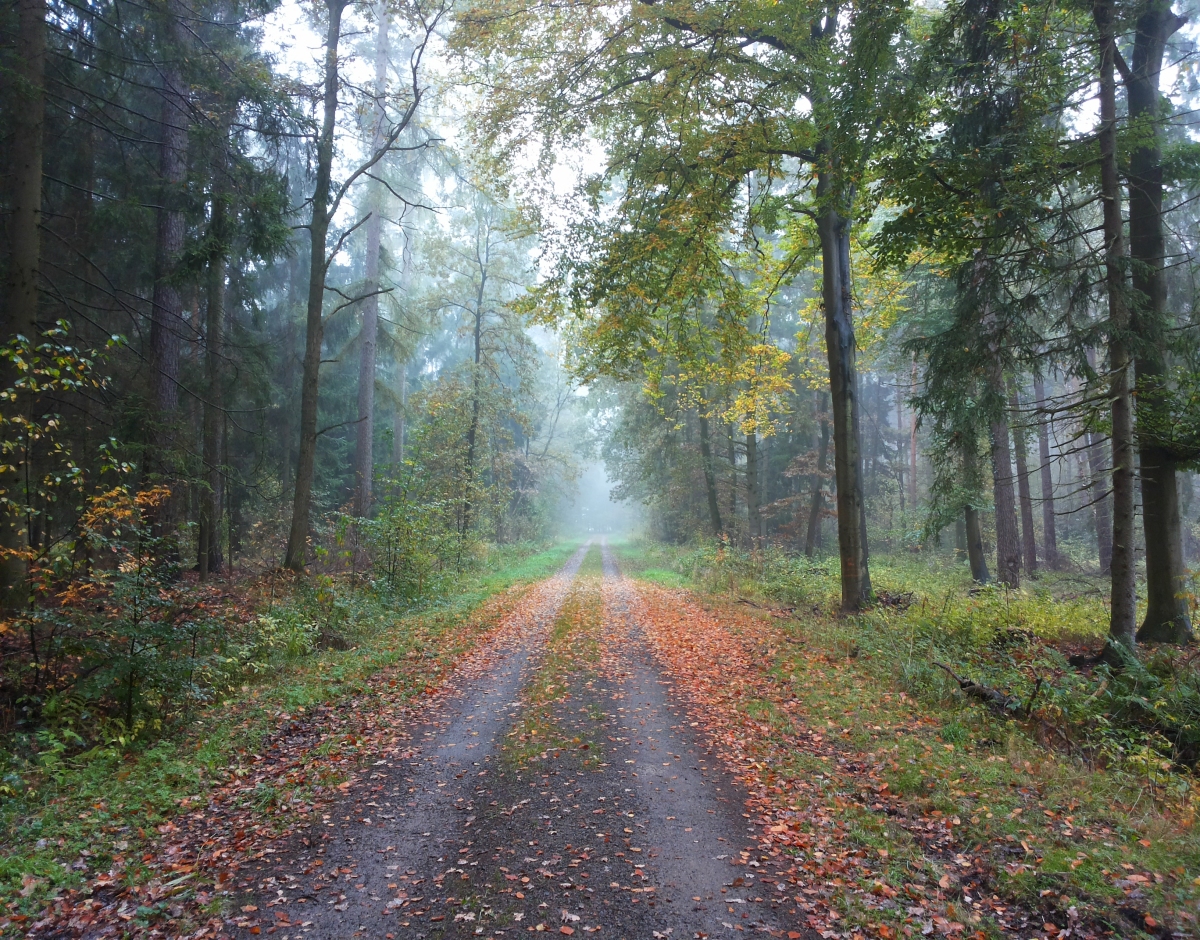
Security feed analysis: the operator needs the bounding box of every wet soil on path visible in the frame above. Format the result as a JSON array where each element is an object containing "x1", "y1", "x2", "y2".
[{"x1": 241, "y1": 542, "x2": 801, "y2": 940}]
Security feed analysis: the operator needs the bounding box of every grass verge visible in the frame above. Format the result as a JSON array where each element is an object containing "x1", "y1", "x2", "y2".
[
  {"x1": 613, "y1": 538, "x2": 1199, "y2": 939},
  {"x1": 0, "y1": 540, "x2": 580, "y2": 931},
  {"x1": 504, "y1": 545, "x2": 605, "y2": 768}
]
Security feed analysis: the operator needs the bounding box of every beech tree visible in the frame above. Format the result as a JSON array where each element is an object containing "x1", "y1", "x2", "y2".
[
  {"x1": 284, "y1": 0, "x2": 443, "y2": 571},
  {"x1": 454, "y1": 0, "x2": 918, "y2": 609}
]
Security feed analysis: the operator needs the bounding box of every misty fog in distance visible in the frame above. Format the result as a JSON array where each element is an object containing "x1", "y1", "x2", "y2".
[{"x1": 559, "y1": 463, "x2": 641, "y2": 539}]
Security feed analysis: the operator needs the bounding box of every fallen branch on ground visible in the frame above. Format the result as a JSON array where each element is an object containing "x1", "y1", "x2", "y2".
[{"x1": 934, "y1": 661, "x2": 1024, "y2": 715}]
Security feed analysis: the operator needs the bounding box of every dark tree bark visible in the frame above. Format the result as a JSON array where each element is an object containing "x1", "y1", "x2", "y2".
[
  {"x1": 1126, "y1": 0, "x2": 1192, "y2": 642},
  {"x1": 727, "y1": 425, "x2": 737, "y2": 531},
  {"x1": 1083, "y1": 350, "x2": 1114, "y2": 578},
  {"x1": 4, "y1": 0, "x2": 43, "y2": 345},
  {"x1": 1086, "y1": 426, "x2": 1114, "y2": 575},
  {"x1": 1007, "y1": 379, "x2": 1038, "y2": 576},
  {"x1": 149, "y1": 0, "x2": 190, "y2": 420},
  {"x1": 965, "y1": 505, "x2": 990, "y2": 584},
  {"x1": 1, "y1": 0, "x2": 46, "y2": 606},
  {"x1": 285, "y1": 0, "x2": 349, "y2": 571},
  {"x1": 805, "y1": 392, "x2": 831, "y2": 558},
  {"x1": 745, "y1": 430, "x2": 761, "y2": 548},
  {"x1": 353, "y1": 1, "x2": 389, "y2": 519},
  {"x1": 698, "y1": 412, "x2": 723, "y2": 537},
  {"x1": 1033, "y1": 373, "x2": 1060, "y2": 570},
  {"x1": 964, "y1": 443, "x2": 991, "y2": 583},
  {"x1": 1095, "y1": 0, "x2": 1137, "y2": 648},
  {"x1": 816, "y1": 181, "x2": 871, "y2": 609},
  {"x1": 977, "y1": 258, "x2": 1021, "y2": 587},
  {"x1": 986, "y1": 369, "x2": 1021, "y2": 586},
  {"x1": 199, "y1": 135, "x2": 230, "y2": 580}
]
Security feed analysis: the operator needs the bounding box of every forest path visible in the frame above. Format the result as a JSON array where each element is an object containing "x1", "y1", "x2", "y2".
[{"x1": 238, "y1": 541, "x2": 801, "y2": 940}]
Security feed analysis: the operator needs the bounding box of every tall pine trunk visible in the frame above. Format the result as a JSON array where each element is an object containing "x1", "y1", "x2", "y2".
[
  {"x1": 1, "y1": 0, "x2": 46, "y2": 606},
  {"x1": 199, "y1": 130, "x2": 230, "y2": 579},
  {"x1": 1087, "y1": 427, "x2": 1114, "y2": 574},
  {"x1": 816, "y1": 182, "x2": 871, "y2": 609},
  {"x1": 1033, "y1": 373, "x2": 1059, "y2": 569},
  {"x1": 1008, "y1": 378, "x2": 1038, "y2": 575},
  {"x1": 1127, "y1": 0, "x2": 1192, "y2": 642},
  {"x1": 1094, "y1": 0, "x2": 1138, "y2": 648},
  {"x1": 985, "y1": 363, "x2": 1020, "y2": 585},
  {"x1": 987, "y1": 412, "x2": 1021, "y2": 587},
  {"x1": 353, "y1": 2, "x2": 389, "y2": 519},
  {"x1": 285, "y1": 0, "x2": 349, "y2": 571},
  {"x1": 963, "y1": 442, "x2": 991, "y2": 583},
  {"x1": 149, "y1": 0, "x2": 190, "y2": 421},
  {"x1": 5, "y1": 0, "x2": 43, "y2": 345}
]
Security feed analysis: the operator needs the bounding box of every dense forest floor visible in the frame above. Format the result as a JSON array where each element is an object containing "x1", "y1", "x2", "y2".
[{"x1": 3, "y1": 540, "x2": 1198, "y2": 939}]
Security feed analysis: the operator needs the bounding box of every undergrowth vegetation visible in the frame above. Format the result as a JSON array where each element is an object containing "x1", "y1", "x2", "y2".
[
  {"x1": 616, "y1": 538, "x2": 1200, "y2": 791},
  {"x1": 616, "y1": 539, "x2": 1200, "y2": 935},
  {"x1": 0, "y1": 539, "x2": 578, "y2": 916}
]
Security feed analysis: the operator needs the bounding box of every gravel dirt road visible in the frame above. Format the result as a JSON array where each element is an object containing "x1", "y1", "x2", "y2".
[{"x1": 242, "y1": 541, "x2": 803, "y2": 940}]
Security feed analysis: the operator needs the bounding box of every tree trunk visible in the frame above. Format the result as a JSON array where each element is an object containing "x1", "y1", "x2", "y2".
[
  {"x1": 460, "y1": 272, "x2": 486, "y2": 543},
  {"x1": 1126, "y1": 0, "x2": 1192, "y2": 642},
  {"x1": 353, "y1": 1, "x2": 389, "y2": 519},
  {"x1": 965, "y1": 505, "x2": 990, "y2": 583},
  {"x1": 1033, "y1": 373, "x2": 1059, "y2": 570},
  {"x1": 805, "y1": 392, "x2": 831, "y2": 557},
  {"x1": 987, "y1": 386, "x2": 1021, "y2": 585},
  {"x1": 909, "y1": 360, "x2": 919, "y2": 509},
  {"x1": 284, "y1": 0, "x2": 348, "y2": 571},
  {"x1": 149, "y1": 0, "x2": 190, "y2": 421},
  {"x1": 5, "y1": 0, "x2": 43, "y2": 346},
  {"x1": 0, "y1": 0, "x2": 46, "y2": 606},
  {"x1": 745, "y1": 430, "x2": 761, "y2": 548},
  {"x1": 1008, "y1": 378, "x2": 1038, "y2": 575},
  {"x1": 1095, "y1": 0, "x2": 1138, "y2": 648},
  {"x1": 727, "y1": 426, "x2": 737, "y2": 533},
  {"x1": 816, "y1": 184, "x2": 871, "y2": 609},
  {"x1": 896, "y1": 389, "x2": 905, "y2": 518},
  {"x1": 1086, "y1": 425, "x2": 1114, "y2": 574},
  {"x1": 199, "y1": 136, "x2": 230, "y2": 579},
  {"x1": 698, "y1": 412, "x2": 723, "y2": 537},
  {"x1": 977, "y1": 258, "x2": 1021, "y2": 586},
  {"x1": 963, "y1": 439, "x2": 991, "y2": 583},
  {"x1": 392, "y1": 362, "x2": 407, "y2": 465}
]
